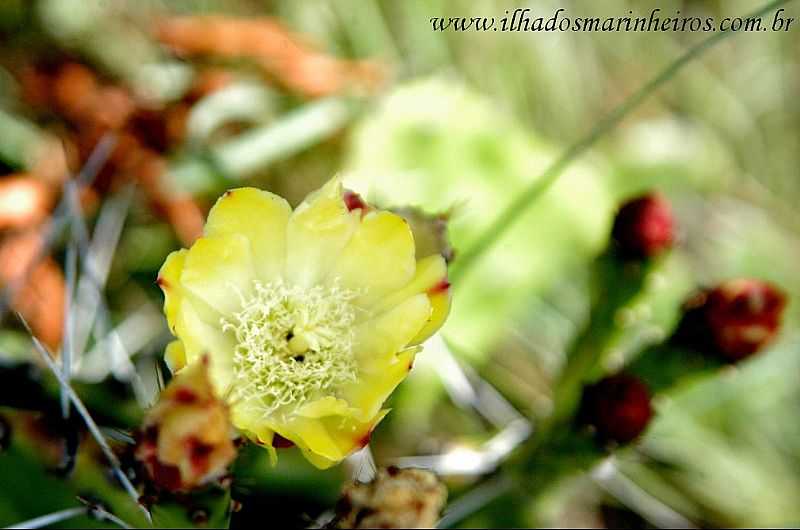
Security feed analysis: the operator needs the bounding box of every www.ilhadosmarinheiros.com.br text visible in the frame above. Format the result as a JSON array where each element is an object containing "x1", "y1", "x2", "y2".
[{"x1": 430, "y1": 8, "x2": 795, "y2": 33}]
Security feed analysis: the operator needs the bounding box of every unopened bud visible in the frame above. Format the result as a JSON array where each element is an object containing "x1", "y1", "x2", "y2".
[
  {"x1": 135, "y1": 358, "x2": 236, "y2": 492},
  {"x1": 332, "y1": 467, "x2": 447, "y2": 529},
  {"x1": 677, "y1": 279, "x2": 786, "y2": 362},
  {"x1": 580, "y1": 374, "x2": 653, "y2": 444},
  {"x1": 392, "y1": 207, "x2": 454, "y2": 263},
  {"x1": 611, "y1": 193, "x2": 674, "y2": 259}
]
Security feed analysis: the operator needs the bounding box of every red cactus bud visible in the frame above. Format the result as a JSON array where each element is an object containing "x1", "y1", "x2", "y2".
[
  {"x1": 580, "y1": 374, "x2": 653, "y2": 444},
  {"x1": 611, "y1": 193, "x2": 674, "y2": 259},
  {"x1": 702, "y1": 279, "x2": 786, "y2": 361}
]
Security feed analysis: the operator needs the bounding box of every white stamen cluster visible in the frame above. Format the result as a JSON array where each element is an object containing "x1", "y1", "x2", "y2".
[{"x1": 222, "y1": 278, "x2": 360, "y2": 419}]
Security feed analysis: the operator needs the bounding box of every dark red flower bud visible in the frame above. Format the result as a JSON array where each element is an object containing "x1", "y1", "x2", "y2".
[
  {"x1": 611, "y1": 193, "x2": 674, "y2": 259},
  {"x1": 580, "y1": 374, "x2": 653, "y2": 444},
  {"x1": 690, "y1": 279, "x2": 787, "y2": 361}
]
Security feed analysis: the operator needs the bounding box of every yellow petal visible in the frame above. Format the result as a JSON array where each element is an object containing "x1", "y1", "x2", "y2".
[
  {"x1": 329, "y1": 210, "x2": 417, "y2": 309},
  {"x1": 175, "y1": 298, "x2": 237, "y2": 395},
  {"x1": 298, "y1": 448, "x2": 337, "y2": 469},
  {"x1": 372, "y1": 254, "x2": 451, "y2": 345},
  {"x1": 286, "y1": 417, "x2": 344, "y2": 463},
  {"x1": 345, "y1": 294, "x2": 426, "y2": 420},
  {"x1": 234, "y1": 419, "x2": 279, "y2": 466},
  {"x1": 343, "y1": 347, "x2": 419, "y2": 422},
  {"x1": 291, "y1": 410, "x2": 390, "y2": 469},
  {"x1": 374, "y1": 255, "x2": 447, "y2": 312},
  {"x1": 157, "y1": 249, "x2": 187, "y2": 335},
  {"x1": 412, "y1": 287, "x2": 451, "y2": 345},
  {"x1": 164, "y1": 340, "x2": 187, "y2": 373},
  {"x1": 205, "y1": 188, "x2": 291, "y2": 282},
  {"x1": 321, "y1": 409, "x2": 390, "y2": 455},
  {"x1": 231, "y1": 407, "x2": 272, "y2": 439},
  {"x1": 285, "y1": 177, "x2": 359, "y2": 287},
  {"x1": 352, "y1": 294, "x2": 431, "y2": 370},
  {"x1": 180, "y1": 234, "x2": 256, "y2": 317},
  {"x1": 295, "y1": 396, "x2": 356, "y2": 419}
]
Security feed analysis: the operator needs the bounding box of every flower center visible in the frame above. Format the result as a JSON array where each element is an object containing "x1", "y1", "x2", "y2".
[{"x1": 221, "y1": 279, "x2": 360, "y2": 419}]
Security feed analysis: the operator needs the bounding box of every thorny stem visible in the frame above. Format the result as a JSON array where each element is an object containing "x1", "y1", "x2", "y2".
[
  {"x1": 449, "y1": 0, "x2": 795, "y2": 285},
  {"x1": 16, "y1": 312, "x2": 152, "y2": 524},
  {"x1": 5, "y1": 507, "x2": 89, "y2": 530},
  {"x1": 5, "y1": 503, "x2": 133, "y2": 530}
]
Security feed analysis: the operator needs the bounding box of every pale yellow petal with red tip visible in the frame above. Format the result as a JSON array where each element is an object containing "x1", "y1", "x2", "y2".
[
  {"x1": 321, "y1": 409, "x2": 390, "y2": 457},
  {"x1": 372, "y1": 254, "x2": 451, "y2": 344},
  {"x1": 413, "y1": 278, "x2": 451, "y2": 345},
  {"x1": 204, "y1": 188, "x2": 291, "y2": 281},
  {"x1": 375, "y1": 255, "x2": 447, "y2": 311},
  {"x1": 288, "y1": 410, "x2": 390, "y2": 470}
]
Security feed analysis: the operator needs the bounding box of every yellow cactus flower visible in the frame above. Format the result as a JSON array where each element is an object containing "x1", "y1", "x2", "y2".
[{"x1": 157, "y1": 178, "x2": 451, "y2": 468}]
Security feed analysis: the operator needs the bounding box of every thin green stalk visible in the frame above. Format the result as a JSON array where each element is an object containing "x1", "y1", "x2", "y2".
[{"x1": 450, "y1": 0, "x2": 795, "y2": 284}]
